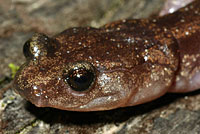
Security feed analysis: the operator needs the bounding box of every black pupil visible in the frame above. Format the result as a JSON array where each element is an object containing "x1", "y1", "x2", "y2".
[
  {"x1": 23, "y1": 40, "x2": 32, "y2": 58},
  {"x1": 66, "y1": 68, "x2": 94, "y2": 91}
]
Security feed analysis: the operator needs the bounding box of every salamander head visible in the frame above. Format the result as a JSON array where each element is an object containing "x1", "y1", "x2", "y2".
[{"x1": 14, "y1": 26, "x2": 178, "y2": 111}]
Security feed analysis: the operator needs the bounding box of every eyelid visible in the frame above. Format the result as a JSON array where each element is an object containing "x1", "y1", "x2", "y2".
[{"x1": 63, "y1": 62, "x2": 96, "y2": 92}]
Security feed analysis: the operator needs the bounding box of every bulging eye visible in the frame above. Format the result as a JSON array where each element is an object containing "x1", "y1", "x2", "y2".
[
  {"x1": 23, "y1": 40, "x2": 32, "y2": 58},
  {"x1": 23, "y1": 33, "x2": 50, "y2": 59},
  {"x1": 64, "y1": 62, "x2": 96, "y2": 92}
]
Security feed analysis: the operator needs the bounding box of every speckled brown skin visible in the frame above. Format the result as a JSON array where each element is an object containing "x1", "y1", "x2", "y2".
[{"x1": 14, "y1": 0, "x2": 200, "y2": 111}]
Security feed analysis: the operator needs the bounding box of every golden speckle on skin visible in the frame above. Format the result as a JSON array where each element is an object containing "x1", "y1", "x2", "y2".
[
  {"x1": 185, "y1": 31, "x2": 189, "y2": 35},
  {"x1": 179, "y1": 54, "x2": 200, "y2": 78},
  {"x1": 185, "y1": 7, "x2": 189, "y2": 11},
  {"x1": 13, "y1": 0, "x2": 200, "y2": 111}
]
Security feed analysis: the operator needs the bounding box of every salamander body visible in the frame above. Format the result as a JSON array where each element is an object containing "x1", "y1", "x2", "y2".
[{"x1": 14, "y1": 0, "x2": 200, "y2": 111}]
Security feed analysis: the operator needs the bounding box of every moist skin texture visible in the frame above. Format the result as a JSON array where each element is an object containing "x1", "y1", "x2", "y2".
[{"x1": 14, "y1": 0, "x2": 200, "y2": 111}]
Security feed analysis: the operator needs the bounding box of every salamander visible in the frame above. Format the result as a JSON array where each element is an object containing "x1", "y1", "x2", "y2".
[{"x1": 14, "y1": 0, "x2": 200, "y2": 111}]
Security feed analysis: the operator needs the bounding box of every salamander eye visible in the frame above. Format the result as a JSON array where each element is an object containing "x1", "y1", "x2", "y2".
[
  {"x1": 23, "y1": 33, "x2": 49, "y2": 59},
  {"x1": 64, "y1": 62, "x2": 96, "y2": 92},
  {"x1": 23, "y1": 40, "x2": 32, "y2": 58}
]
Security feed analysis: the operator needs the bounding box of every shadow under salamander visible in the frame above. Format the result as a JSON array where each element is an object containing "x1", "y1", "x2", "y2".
[{"x1": 25, "y1": 89, "x2": 200, "y2": 125}]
